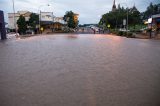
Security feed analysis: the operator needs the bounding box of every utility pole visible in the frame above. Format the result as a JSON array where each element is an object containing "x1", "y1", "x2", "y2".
[
  {"x1": 38, "y1": 4, "x2": 50, "y2": 34},
  {"x1": 127, "y1": 7, "x2": 129, "y2": 36},
  {"x1": 120, "y1": 3, "x2": 129, "y2": 35},
  {"x1": 12, "y1": 0, "x2": 18, "y2": 36}
]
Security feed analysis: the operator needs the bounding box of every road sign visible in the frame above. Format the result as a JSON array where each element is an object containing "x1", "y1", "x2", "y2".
[{"x1": 123, "y1": 19, "x2": 126, "y2": 25}]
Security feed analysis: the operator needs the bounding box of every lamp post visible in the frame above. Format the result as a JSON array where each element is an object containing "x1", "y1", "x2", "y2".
[
  {"x1": 12, "y1": 0, "x2": 18, "y2": 36},
  {"x1": 38, "y1": 4, "x2": 50, "y2": 34}
]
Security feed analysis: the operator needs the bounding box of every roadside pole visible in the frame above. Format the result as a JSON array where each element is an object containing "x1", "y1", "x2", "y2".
[{"x1": 12, "y1": 0, "x2": 18, "y2": 37}]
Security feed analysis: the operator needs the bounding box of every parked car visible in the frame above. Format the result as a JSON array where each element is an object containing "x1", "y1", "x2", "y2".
[
  {"x1": 26, "y1": 30, "x2": 34, "y2": 35},
  {"x1": 119, "y1": 28, "x2": 130, "y2": 32},
  {"x1": 91, "y1": 26, "x2": 99, "y2": 32}
]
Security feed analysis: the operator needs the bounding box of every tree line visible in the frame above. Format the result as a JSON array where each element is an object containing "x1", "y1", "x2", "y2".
[{"x1": 99, "y1": 3, "x2": 160, "y2": 29}]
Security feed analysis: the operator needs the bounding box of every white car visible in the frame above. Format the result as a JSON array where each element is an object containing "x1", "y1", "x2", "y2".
[
  {"x1": 91, "y1": 27, "x2": 99, "y2": 32},
  {"x1": 119, "y1": 28, "x2": 130, "y2": 32}
]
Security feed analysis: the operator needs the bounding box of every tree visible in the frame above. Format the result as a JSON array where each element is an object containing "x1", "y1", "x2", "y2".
[
  {"x1": 99, "y1": 5, "x2": 141, "y2": 29},
  {"x1": 99, "y1": 5, "x2": 128, "y2": 29},
  {"x1": 129, "y1": 6, "x2": 141, "y2": 29},
  {"x1": 28, "y1": 13, "x2": 39, "y2": 31},
  {"x1": 141, "y1": 3, "x2": 160, "y2": 20},
  {"x1": 64, "y1": 11, "x2": 79, "y2": 29},
  {"x1": 17, "y1": 15, "x2": 27, "y2": 34}
]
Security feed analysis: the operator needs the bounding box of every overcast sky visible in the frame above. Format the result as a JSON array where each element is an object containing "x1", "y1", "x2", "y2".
[{"x1": 0, "y1": 0, "x2": 159, "y2": 24}]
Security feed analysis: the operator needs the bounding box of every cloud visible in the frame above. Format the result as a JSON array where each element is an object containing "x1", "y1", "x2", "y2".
[{"x1": 0, "y1": 0, "x2": 159, "y2": 24}]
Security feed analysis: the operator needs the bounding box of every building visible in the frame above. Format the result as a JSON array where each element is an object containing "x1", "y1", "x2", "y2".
[
  {"x1": 53, "y1": 17, "x2": 65, "y2": 30},
  {"x1": 40, "y1": 12, "x2": 54, "y2": 23},
  {"x1": 8, "y1": 11, "x2": 55, "y2": 32},
  {"x1": 145, "y1": 14, "x2": 160, "y2": 30},
  {"x1": 112, "y1": 0, "x2": 116, "y2": 12},
  {"x1": 40, "y1": 12, "x2": 66, "y2": 33},
  {"x1": 8, "y1": 10, "x2": 78, "y2": 34},
  {"x1": 152, "y1": 14, "x2": 160, "y2": 31},
  {"x1": 0, "y1": 10, "x2": 7, "y2": 40},
  {"x1": 8, "y1": 11, "x2": 32, "y2": 29},
  {"x1": 40, "y1": 12, "x2": 54, "y2": 32}
]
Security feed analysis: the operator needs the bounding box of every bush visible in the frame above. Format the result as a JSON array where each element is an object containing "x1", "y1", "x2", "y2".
[
  {"x1": 123, "y1": 32, "x2": 127, "y2": 36},
  {"x1": 118, "y1": 31, "x2": 123, "y2": 36},
  {"x1": 127, "y1": 32, "x2": 135, "y2": 38},
  {"x1": 117, "y1": 31, "x2": 134, "y2": 38},
  {"x1": 132, "y1": 29, "x2": 141, "y2": 33}
]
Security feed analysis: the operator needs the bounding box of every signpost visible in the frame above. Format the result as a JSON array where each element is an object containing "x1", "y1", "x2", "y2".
[{"x1": 123, "y1": 19, "x2": 126, "y2": 29}]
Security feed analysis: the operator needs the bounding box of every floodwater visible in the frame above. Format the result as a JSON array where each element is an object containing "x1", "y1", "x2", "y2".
[{"x1": 0, "y1": 34, "x2": 160, "y2": 106}]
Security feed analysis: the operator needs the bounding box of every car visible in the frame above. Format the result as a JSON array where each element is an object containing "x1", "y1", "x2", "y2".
[
  {"x1": 119, "y1": 28, "x2": 130, "y2": 32},
  {"x1": 26, "y1": 30, "x2": 34, "y2": 35},
  {"x1": 91, "y1": 27, "x2": 99, "y2": 32}
]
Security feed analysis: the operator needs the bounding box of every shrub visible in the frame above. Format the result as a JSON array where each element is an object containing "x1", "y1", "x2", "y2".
[
  {"x1": 123, "y1": 32, "x2": 127, "y2": 36},
  {"x1": 127, "y1": 32, "x2": 135, "y2": 38},
  {"x1": 118, "y1": 31, "x2": 123, "y2": 36}
]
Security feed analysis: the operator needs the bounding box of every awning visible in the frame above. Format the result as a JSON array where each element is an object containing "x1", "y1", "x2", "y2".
[
  {"x1": 41, "y1": 21, "x2": 54, "y2": 25},
  {"x1": 156, "y1": 18, "x2": 160, "y2": 22}
]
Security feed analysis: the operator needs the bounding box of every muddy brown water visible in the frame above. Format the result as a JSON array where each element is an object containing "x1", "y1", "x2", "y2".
[{"x1": 0, "y1": 34, "x2": 160, "y2": 106}]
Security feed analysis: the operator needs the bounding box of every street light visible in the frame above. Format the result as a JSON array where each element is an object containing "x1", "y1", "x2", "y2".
[
  {"x1": 12, "y1": 0, "x2": 18, "y2": 36},
  {"x1": 38, "y1": 4, "x2": 50, "y2": 34}
]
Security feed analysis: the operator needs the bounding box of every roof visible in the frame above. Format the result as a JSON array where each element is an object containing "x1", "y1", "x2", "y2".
[
  {"x1": 41, "y1": 21, "x2": 54, "y2": 25},
  {"x1": 8, "y1": 11, "x2": 32, "y2": 17},
  {"x1": 53, "y1": 22, "x2": 64, "y2": 25},
  {"x1": 152, "y1": 14, "x2": 160, "y2": 18},
  {"x1": 73, "y1": 13, "x2": 79, "y2": 16}
]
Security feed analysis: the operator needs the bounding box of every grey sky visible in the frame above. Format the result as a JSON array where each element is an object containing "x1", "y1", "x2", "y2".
[{"x1": 0, "y1": 0, "x2": 159, "y2": 24}]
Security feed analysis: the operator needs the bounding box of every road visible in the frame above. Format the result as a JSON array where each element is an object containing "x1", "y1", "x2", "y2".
[{"x1": 0, "y1": 34, "x2": 160, "y2": 106}]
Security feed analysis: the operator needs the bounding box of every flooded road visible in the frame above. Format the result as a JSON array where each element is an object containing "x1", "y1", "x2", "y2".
[{"x1": 0, "y1": 34, "x2": 160, "y2": 106}]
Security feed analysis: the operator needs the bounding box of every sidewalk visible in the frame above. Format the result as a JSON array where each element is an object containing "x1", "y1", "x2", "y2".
[
  {"x1": 134, "y1": 33, "x2": 150, "y2": 39},
  {"x1": 134, "y1": 33, "x2": 160, "y2": 40}
]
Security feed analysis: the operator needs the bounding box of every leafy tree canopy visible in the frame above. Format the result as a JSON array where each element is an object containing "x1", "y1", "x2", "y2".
[
  {"x1": 28, "y1": 13, "x2": 39, "y2": 30},
  {"x1": 17, "y1": 15, "x2": 27, "y2": 34},
  {"x1": 141, "y1": 3, "x2": 160, "y2": 20},
  {"x1": 64, "y1": 11, "x2": 79, "y2": 29}
]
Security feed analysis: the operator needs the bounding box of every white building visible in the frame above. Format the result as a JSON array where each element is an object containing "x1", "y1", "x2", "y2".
[
  {"x1": 8, "y1": 11, "x2": 32, "y2": 29},
  {"x1": 54, "y1": 17, "x2": 65, "y2": 24},
  {"x1": 40, "y1": 12, "x2": 54, "y2": 22},
  {"x1": 40, "y1": 12, "x2": 65, "y2": 24},
  {"x1": 8, "y1": 10, "x2": 66, "y2": 31}
]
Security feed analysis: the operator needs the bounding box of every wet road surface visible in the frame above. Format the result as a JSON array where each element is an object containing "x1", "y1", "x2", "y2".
[{"x1": 0, "y1": 34, "x2": 160, "y2": 106}]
